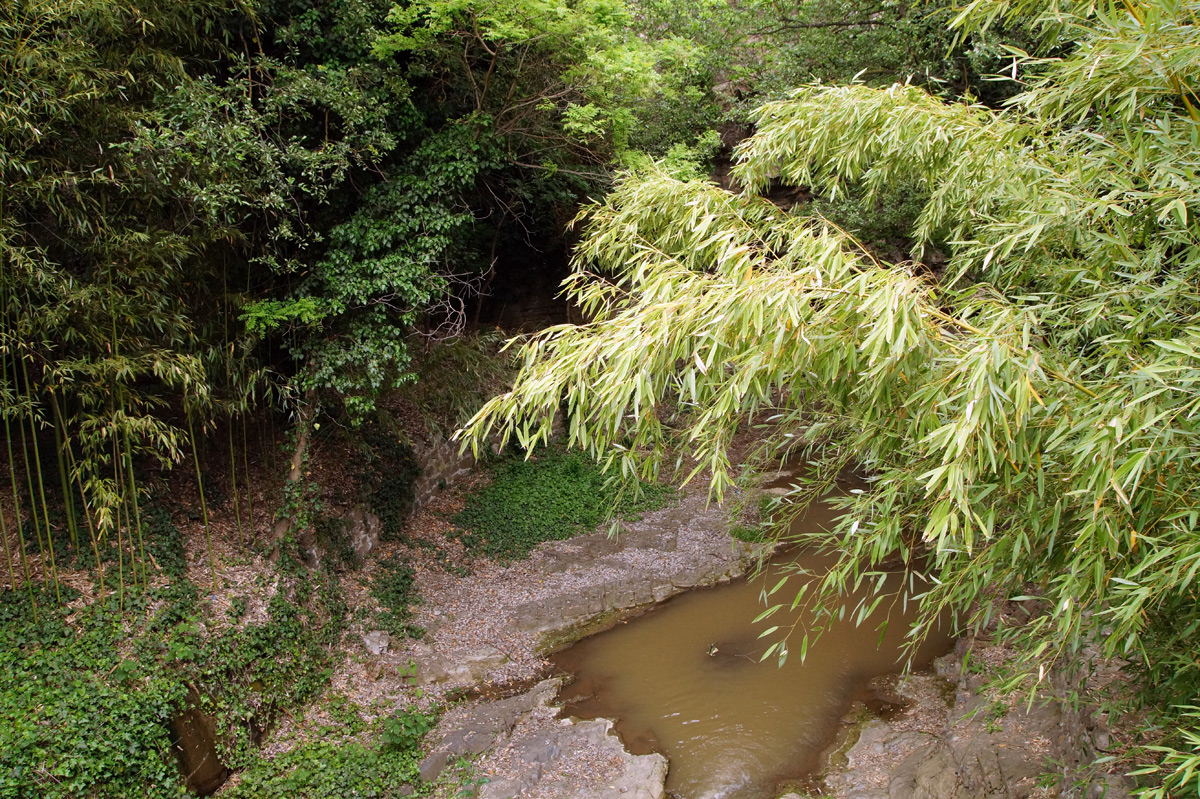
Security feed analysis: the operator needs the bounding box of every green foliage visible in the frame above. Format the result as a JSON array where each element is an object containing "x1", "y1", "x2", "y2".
[
  {"x1": 0, "y1": 541, "x2": 350, "y2": 794},
  {"x1": 140, "y1": 505, "x2": 189, "y2": 579},
  {"x1": 370, "y1": 555, "x2": 423, "y2": 638},
  {"x1": 457, "y1": 0, "x2": 1200, "y2": 790},
  {"x1": 355, "y1": 414, "x2": 422, "y2": 541},
  {"x1": 223, "y1": 738, "x2": 422, "y2": 799},
  {"x1": 621, "y1": 129, "x2": 724, "y2": 181},
  {"x1": 165, "y1": 565, "x2": 347, "y2": 769},
  {"x1": 805, "y1": 177, "x2": 931, "y2": 258},
  {"x1": 376, "y1": 0, "x2": 724, "y2": 172},
  {"x1": 241, "y1": 299, "x2": 329, "y2": 337},
  {"x1": 0, "y1": 588, "x2": 188, "y2": 799},
  {"x1": 315, "y1": 515, "x2": 360, "y2": 570},
  {"x1": 0, "y1": 0, "x2": 426, "y2": 569},
  {"x1": 381, "y1": 706, "x2": 439, "y2": 753},
  {"x1": 452, "y1": 448, "x2": 671, "y2": 560},
  {"x1": 290, "y1": 127, "x2": 494, "y2": 421},
  {"x1": 399, "y1": 330, "x2": 515, "y2": 434}
]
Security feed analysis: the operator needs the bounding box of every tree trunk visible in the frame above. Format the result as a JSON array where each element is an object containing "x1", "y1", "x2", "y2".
[{"x1": 270, "y1": 390, "x2": 317, "y2": 562}]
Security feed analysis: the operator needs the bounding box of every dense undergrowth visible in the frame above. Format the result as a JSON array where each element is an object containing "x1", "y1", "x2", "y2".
[
  {"x1": 223, "y1": 704, "x2": 438, "y2": 799},
  {"x1": 452, "y1": 447, "x2": 674, "y2": 560},
  {"x1": 0, "y1": 504, "x2": 434, "y2": 799}
]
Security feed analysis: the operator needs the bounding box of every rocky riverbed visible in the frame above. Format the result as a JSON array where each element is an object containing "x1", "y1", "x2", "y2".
[{"x1": 252, "y1": 475, "x2": 1133, "y2": 799}]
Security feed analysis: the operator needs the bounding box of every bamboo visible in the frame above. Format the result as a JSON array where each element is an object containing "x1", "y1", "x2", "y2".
[
  {"x1": 18, "y1": 356, "x2": 59, "y2": 602},
  {"x1": 50, "y1": 393, "x2": 78, "y2": 547},
  {"x1": 229, "y1": 419, "x2": 243, "y2": 544},
  {"x1": 188, "y1": 419, "x2": 217, "y2": 589},
  {"x1": 0, "y1": 253, "x2": 34, "y2": 614},
  {"x1": 242, "y1": 415, "x2": 254, "y2": 540},
  {"x1": 50, "y1": 392, "x2": 103, "y2": 591},
  {"x1": 223, "y1": 257, "x2": 243, "y2": 545},
  {"x1": 0, "y1": 463, "x2": 14, "y2": 588},
  {"x1": 2, "y1": 355, "x2": 34, "y2": 611},
  {"x1": 123, "y1": 429, "x2": 146, "y2": 587},
  {"x1": 17, "y1": 399, "x2": 45, "y2": 563},
  {"x1": 112, "y1": 437, "x2": 124, "y2": 609},
  {"x1": 0, "y1": 194, "x2": 11, "y2": 589}
]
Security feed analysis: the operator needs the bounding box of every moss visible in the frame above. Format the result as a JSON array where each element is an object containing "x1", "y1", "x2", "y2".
[{"x1": 536, "y1": 607, "x2": 645, "y2": 656}]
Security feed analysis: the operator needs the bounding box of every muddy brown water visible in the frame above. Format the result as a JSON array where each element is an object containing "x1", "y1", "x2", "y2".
[{"x1": 550, "y1": 499, "x2": 953, "y2": 799}]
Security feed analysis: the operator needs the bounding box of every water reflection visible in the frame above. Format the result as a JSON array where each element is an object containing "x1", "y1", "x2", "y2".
[{"x1": 551, "y1": 498, "x2": 952, "y2": 799}]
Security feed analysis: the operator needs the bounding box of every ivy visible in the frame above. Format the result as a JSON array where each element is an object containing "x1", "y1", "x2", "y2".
[{"x1": 369, "y1": 555, "x2": 423, "y2": 638}]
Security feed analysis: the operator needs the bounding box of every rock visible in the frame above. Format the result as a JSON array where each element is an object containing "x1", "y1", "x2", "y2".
[
  {"x1": 410, "y1": 642, "x2": 509, "y2": 686},
  {"x1": 512, "y1": 732, "x2": 561, "y2": 764},
  {"x1": 170, "y1": 687, "x2": 229, "y2": 796},
  {"x1": 421, "y1": 680, "x2": 561, "y2": 782},
  {"x1": 887, "y1": 742, "x2": 960, "y2": 799},
  {"x1": 343, "y1": 506, "x2": 382, "y2": 560},
  {"x1": 602, "y1": 746, "x2": 668, "y2": 799},
  {"x1": 824, "y1": 656, "x2": 1135, "y2": 799},
  {"x1": 932, "y1": 653, "x2": 961, "y2": 679},
  {"x1": 423, "y1": 678, "x2": 667, "y2": 799},
  {"x1": 482, "y1": 717, "x2": 667, "y2": 799},
  {"x1": 361, "y1": 630, "x2": 390, "y2": 656}
]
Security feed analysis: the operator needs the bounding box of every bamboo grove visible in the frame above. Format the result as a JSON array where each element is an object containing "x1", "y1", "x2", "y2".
[
  {"x1": 0, "y1": 0, "x2": 1043, "y2": 600},
  {"x1": 0, "y1": 0, "x2": 735, "y2": 606},
  {"x1": 458, "y1": 0, "x2": 1200, "y2": 791}
]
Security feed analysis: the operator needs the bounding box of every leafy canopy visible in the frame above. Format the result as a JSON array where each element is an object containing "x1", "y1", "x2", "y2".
[{"x1": 459, "y1": 0, "x2": 1200, "y2": 790}]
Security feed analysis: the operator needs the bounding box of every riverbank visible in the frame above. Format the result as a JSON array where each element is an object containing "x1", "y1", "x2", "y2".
[{"x1": 218, "y1": 448, "x2": 1138, "y2": 799}]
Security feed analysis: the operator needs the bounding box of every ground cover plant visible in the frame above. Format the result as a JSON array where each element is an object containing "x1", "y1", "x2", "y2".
[
  {"x1": 0, "y1": 516, "x2": 349, "y2": 797},
  {"x1": 222, "y1": 705, "x2": 438, "y2": 799},
  {"x1": 452, "y1": 448, "x2": 673, "y2": 560}
]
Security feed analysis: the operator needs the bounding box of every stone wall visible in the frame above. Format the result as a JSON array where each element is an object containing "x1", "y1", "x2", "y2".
[{"x1": 410, "y1": 436, "x2": 479, "y2": 511}]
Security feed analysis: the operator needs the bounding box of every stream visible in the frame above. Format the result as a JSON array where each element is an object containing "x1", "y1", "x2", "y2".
[{"x1": 549, "y1": 498, "x2": 953, "y2": 799}]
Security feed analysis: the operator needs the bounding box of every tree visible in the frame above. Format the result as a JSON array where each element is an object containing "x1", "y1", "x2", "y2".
[{"x1": 459, "y1": 0, "x2": 1200, "y2": 790}]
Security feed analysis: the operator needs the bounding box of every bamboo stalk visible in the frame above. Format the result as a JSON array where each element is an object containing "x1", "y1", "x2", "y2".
[
  {"x1": 25, "y1": 415, "x2": 59, "y2": 602},
  {"x1": 112, "y1": 437, "x2": 125, "y2": 609},
  {"x1": 50, "y1": 394, "x2": 78, "y2": 547},
  {"x1": 123, "y1": 429, "x2": 146, "y2": 587},
  {"x1": 2, "y1": 355, "x2": 34, "y2": 612},
  {"x1": 0, "y1": 467, "x2": 14, "y2": 588},
  {"x1": 17, "y1": 400, "x2": 45, "y2": 564},
  {"x1": 229, "y1": 418, "x2": 243, "y2": 545},
  {"x1": 0, "y1": 237, "x2": 35, "y2": 613},
  {"x1": 242, "y1": 415, "x2": 254, "y2": 540},
  {"x1": 65, "y1": 440, "x2": 104, "y2": 595},
  {"x1": 18, "y1": 359, "x2": 60, "y2": 602},
  {"x1": 50, "y1": 392, "x2": 103, "y2": 592},
  {"x1": 223, "y1": 257, "x2": 243, "y2": 546},
  {"x1": 188, "y1": 419, "x2": 217, "y2": 589}
]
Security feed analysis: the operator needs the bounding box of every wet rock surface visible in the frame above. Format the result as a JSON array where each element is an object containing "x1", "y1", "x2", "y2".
[
  {"x1": 820, "y1": 650, "x2": 1134, "y2": 799},
  {"x1": 423, "y1": 679, "x2": 667, "y2": 799},
  {"x1": 393, "y1": 490, "x2": 760, "y2": 692}
]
